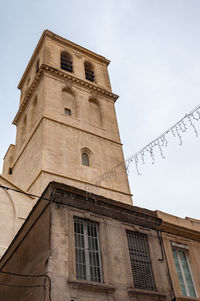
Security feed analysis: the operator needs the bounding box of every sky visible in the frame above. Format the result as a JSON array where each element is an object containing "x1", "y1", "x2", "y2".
[{"x1": 0, "y1": 0, "x2": 200, "y2": 219}]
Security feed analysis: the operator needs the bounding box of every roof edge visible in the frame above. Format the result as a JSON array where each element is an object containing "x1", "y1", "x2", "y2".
[{"x1": 18, "y1": 30, "x2": 110, "y2": 89}]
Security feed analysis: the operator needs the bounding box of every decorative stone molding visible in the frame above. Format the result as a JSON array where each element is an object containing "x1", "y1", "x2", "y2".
[
  {"x1": 13, "y1": 64, "x2": 118, "y2": 125},
  {"x1": 52, "y1": 185, "x2": 161, "y2": 229},
  {"x1": 161, "y1": 221, "x2": 200, "y2": 241},
  {"x1": 90, "y1": 90, "x2": 98, "y2": 98},
  {"x1": 68, "y1": 279, "x2": 115, "y2": 294},
  {"x1": 64, "y1": 81, "x2": 72, "y2": 89},
  {"x1": 127, "y1": 287, "x2": 167, "y2": 300},
  {"x1": 74, "y1": 51, "x2": 83, "y2": 59}
]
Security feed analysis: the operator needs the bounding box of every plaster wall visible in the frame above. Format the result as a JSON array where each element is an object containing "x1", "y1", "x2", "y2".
[
  {"x1": 0, "y1": 203, "x2": 50, "y2": 301},
  {"x1": 0, "y1": 176, "x2": 35, "y2": 258},
  {"x1": 47, "y1": 204, "x2": 172, "y2": 301}
]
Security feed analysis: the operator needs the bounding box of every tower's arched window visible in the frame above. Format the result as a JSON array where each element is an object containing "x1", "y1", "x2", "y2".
[
  {"x1": 89, "y1": 98, "x2": 102, "y2": 127},
  {"x1": 82, "y1": 153, "x2": 90, "y2": 166},
  {"x1": 62, "y1": 88, "x2": 77, "y2": 117},
  {"x1": 81, "y1": 148, "x2": 93, "y2": 167},
  {"x1": 61, "y1": 51, "x2": 73, "y2": 72},
  {"x1": 84, "y1": 61, "x2": 95, "y2": 82}
]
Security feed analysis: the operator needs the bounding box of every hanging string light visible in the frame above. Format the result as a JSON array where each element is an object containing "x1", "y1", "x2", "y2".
[{"x1": 83, "y1": 104, "x2": 200, "y2": 196}]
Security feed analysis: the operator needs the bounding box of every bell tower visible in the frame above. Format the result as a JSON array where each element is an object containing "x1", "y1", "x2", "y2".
[{"x1": 2, "y1": 30, "x2": 132, "y2": 205}]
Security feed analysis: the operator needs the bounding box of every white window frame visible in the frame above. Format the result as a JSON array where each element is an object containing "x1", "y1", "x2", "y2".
[
  {"x1": 74, "y1": 217, "x2": 102, "y2": 283},
  {"x1": 172, "y1": 244, "x2": 197, "y2": 297}
]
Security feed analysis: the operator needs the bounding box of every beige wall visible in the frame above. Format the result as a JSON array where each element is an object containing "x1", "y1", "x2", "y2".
[
  {"x1": 0, "y1": 176, "x2": 36, "y2": 258},
  {"x1": 157, "y1": 211, "x2": 200, "y2": 300},
  {"x1": 9, "y1": 121, "x2": 44, "y2": 191},
  {"x1": 47, "y1": 203, "x2": 171, "y2": 301},
  {"x1": 19, "y1": 42, "x2": 45, "y2": 105},
  {"x1": 43, "y1": 75, "x2": 120, "y2": 141},
  {"x1": 3, "y1": 31, "x2": 132, "y2": 205},
  {"x1": 44, "y1": 37, "x2": 112, "y2": 91}
]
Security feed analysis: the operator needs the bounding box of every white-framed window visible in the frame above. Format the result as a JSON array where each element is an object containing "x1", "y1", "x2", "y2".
[
  {"x1": 172, "y1": 245, "x2": 197, "y2": 297},
  {"x1": 126, "y1": 230, "x2": 155, "y2": 290},
  {"x1": 74, "y1": 217, "x2": 102, "y2": 283}
]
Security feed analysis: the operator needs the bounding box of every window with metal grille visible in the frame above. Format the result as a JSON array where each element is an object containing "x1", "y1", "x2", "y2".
[
  {"x1": 126, "y1": 231, "x2": 155, "y2": 290},
  {"x1": 172, "y1": 247, "x2": 197, "y2": 297},
  {"x1": 84, "y1": 62, "x2": 95, "y2": 82},
  {"x1": 61, "y1": 51, "x2": 73, "y2": 72},
  {"x1": 74, "y1": 217, "x2": 102, "y2": 282}
]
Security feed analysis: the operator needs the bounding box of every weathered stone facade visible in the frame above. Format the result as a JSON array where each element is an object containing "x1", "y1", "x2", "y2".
[{"x1": 0, "y1": 183, "x2": 173, "y2": 301}]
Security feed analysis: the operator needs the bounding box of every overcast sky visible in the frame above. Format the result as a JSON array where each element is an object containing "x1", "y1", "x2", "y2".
[{"x1": 0, "y1": 0, "x2": 200, "y2": 219}]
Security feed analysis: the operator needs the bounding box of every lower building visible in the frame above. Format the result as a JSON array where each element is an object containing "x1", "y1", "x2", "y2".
[
  {"x1": 157, "y1": 211, "x2": 200, "y2": 301},
  {"x1": 0, "y1": 182, "x2": 172, "y2": 301}
]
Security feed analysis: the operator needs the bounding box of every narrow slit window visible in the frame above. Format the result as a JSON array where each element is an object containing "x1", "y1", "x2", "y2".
[
  {"x1": 82, "y1": 153, "x2": 90, "y2": 166},
  {"x1": 64, "y1": 108, "x2": 71, "y2": 116}
]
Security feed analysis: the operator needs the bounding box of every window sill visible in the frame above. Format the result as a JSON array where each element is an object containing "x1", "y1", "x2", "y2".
[
  {"x1": 61, "y1": 113, "x2": 79, "y2": 121},
  {"x1": 175, "y1": 297, "x2": 200, "y2": 301},
  {"x1": 68, "y1": 279, "x2": 115, "y2": 294},
  {"x1": 127, "y1": 287, "x2": 167, "y2": 300}
]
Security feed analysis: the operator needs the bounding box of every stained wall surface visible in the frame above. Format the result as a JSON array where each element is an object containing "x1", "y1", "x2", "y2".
[
  {"x1": 0, "y1": 201, "x2": 50, "y2": 301},
  {"x1": 0, "y1": 176, "x2": 36, "y2": 258}
]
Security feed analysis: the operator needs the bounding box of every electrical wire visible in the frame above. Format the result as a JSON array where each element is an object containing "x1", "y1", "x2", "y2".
[
  {"x1": 0, "y1": 271, "x2": 52, "y2": 300},
  {"x1": 90, "y1": 103, "x2": 200, "y2": 182},
  {"x1": 0, "y1": 184, "x2": 51, "y2": 201}
]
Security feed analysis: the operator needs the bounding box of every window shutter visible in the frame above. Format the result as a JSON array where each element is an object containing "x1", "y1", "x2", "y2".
[{"x1": 127, "y1": 231, "x2": 155, "y2": 290}]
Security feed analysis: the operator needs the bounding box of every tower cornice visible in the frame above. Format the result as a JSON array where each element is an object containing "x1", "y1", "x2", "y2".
[
  {"x1": 13, "y1": 64, "x2": 119, "y2": 125},
  {"x1": 18, "y1": 30, "x2": 110, "y2": 90}
]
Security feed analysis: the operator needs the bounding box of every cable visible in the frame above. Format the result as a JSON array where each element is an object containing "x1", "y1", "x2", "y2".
[
  {"x1": 0, "y1": 185, "x2": 51, "y2": 201},
  {"x1": 0, "y1": 271, "x2": 52, "y2": 300},
  {"x1": 90, "y1": 103, "x2": 200, "y2": 181},
  {"x1": 1, "y1": 105, "x2": 199, "y2": 197},
  {"x1": 0, "y1": 283, "x2": 45, "y2": 288}
]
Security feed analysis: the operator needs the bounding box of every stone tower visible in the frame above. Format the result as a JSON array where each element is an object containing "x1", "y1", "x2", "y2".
[{"x1": 2, "y1": 30, "x2": 132, "y2": 204}]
